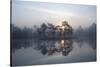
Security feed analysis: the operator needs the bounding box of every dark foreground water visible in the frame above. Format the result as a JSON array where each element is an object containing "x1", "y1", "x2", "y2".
[{"x1": 11, "y1": 38, "x2": 96, "y2": 66}]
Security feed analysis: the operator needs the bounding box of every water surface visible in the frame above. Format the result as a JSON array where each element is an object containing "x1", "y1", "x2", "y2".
[{"x1": 11, "y1": 38, "x2": 96, "y2": 66}]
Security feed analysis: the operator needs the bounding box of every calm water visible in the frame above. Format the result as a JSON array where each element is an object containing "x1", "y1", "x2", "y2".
[{"x1": 11, "y1": 38, "x2": 96, "y2": 66}]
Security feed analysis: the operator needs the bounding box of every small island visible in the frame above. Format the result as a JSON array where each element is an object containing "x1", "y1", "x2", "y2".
[{"x1": 37, "y1": 21, "x2": 73, "y2": 40}]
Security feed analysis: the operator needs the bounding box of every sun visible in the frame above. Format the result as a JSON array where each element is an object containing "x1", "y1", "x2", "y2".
[{"x1": 61, "y1": 26, "x2": 65, "y2": 31}]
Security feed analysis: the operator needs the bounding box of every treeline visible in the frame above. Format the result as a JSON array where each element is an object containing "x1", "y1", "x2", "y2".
[
  {"x1": 74, "y1": 23, "x2": 96, "y2": 40},
  {"x1": 10, "y1": 23, "x2": 96, "y2": 40},
  {"x1": 10, "y1": 23, "x2": 60, "y2": 39},
  {"x1": 10, "y1": 24, "x2": 33, "y2": 39}
]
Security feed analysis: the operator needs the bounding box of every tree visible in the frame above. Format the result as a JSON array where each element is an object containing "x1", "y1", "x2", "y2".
[{"x1": 41, "y1": 23, "x2": 48, "y2": 31}]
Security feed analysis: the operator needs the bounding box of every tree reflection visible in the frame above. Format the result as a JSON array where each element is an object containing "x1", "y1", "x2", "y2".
[
  {"x1": 49, "y1": 39, "x2": 73, "y2": 56},
  {"x1": 33, "y1": 39, "x2": 73, "y2": 56},
  {"x1": 12, "y1": 39, "x2": 73, "y2": 56},
  {"x1": 75, "y1": 38, "x2": 96, "y2": 50},
  {"x1": 12, "y1": 37, "x2": 96, "y2": 56}
]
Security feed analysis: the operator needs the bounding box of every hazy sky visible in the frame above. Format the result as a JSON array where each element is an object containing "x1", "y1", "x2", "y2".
[{"x1": 12, "y1": 1, "x2": 96, "y2": 29}]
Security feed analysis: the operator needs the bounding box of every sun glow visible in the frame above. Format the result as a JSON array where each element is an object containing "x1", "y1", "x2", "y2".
[
  {"x1": 61, "y1": 26, "x2": 65, "y2": 31},
  {"x1": 61, "y1": 40, "x2": 64, "y2": 48}
]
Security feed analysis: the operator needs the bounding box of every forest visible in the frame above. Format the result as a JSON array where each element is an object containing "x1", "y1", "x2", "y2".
[{"x1": 10, "y1": 21, "x2": 96, "y2": 41}]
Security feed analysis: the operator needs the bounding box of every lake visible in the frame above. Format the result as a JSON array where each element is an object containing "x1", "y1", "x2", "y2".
[{"x1": 11, "y1": 38, "x2": 96, "y2": 66}]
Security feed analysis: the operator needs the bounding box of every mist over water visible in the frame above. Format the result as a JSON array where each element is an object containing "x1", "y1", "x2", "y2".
[
  {"x1": 11, "y1": 1, "x2": 96, "y2": 66},
  {"x1": 11, "y1": 39, "x2": 96, "y2": 66}
]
